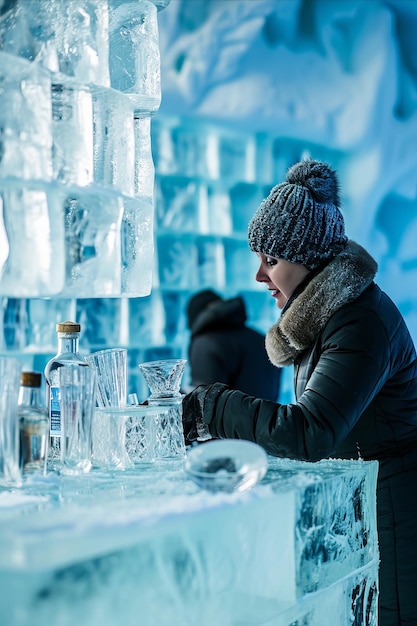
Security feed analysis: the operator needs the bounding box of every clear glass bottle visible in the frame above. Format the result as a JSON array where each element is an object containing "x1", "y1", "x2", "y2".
[
  {"x1": 44, "y1": 321, "x2": 87, "y2": 469},
  {"x1": 18, "y1": 371, "x2": 49, "y2": 474}
]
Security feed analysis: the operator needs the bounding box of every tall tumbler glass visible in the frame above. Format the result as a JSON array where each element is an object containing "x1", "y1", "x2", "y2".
[
  {"x1": 0, "y1": 356, "x2": 22, "y2": 487},
  {"x1": 85, "y1": 348, "x2": 128, "y2": 469},
  {"x1": 59, "y1": 366, "x2": 96, "y2": 475},
  {"x1": 85, "y1": 348, "x2": 127, "y2": 408}
]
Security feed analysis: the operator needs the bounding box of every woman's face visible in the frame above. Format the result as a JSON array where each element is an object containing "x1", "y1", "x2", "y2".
[{"x1": 255, "y1": 253, "x2": 310, "y2": 309}]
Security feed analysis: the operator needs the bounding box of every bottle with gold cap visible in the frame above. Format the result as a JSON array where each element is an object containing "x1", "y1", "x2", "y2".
[
  {"x1": 44, "y1": 321, "x2": 88, "y2": 469},
  {"x1": 18, "y1": 371, "x2": 49, "y2": 474}
]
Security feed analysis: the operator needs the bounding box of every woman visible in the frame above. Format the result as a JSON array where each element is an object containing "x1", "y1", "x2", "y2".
[{"x1": 182, "y1": 158, "x2": 417, "y2": 625}]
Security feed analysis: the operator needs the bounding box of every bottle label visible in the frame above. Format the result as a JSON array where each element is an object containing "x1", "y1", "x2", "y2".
[{"x1": 49, "y1": 386, "x2": 61, "y2": 437}]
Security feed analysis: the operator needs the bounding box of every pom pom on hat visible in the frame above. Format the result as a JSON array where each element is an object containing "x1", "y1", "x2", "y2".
[
  {"x1": 286, "y1": 159, "x2": 341, "y2": 205},
  {"x1": 248, "y1": 158, "x2": 348, "y2": 270}
]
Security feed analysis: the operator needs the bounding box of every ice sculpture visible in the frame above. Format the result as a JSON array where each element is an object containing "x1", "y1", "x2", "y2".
[
  {"x1": 0, "y1": 457, "x2": 379, "y2": 625},
  {"x1": 0, "y1": 0, "x2": 170, "y2": 298}
]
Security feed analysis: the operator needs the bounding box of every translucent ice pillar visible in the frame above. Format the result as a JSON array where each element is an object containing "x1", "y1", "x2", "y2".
[{"x1": 0, "y1": 0, "x2": 170, "y2": 299}]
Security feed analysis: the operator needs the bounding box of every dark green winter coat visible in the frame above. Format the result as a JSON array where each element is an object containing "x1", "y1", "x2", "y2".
[{"x1": 201, "y1": 241, "x2": 417, "y2": 625}]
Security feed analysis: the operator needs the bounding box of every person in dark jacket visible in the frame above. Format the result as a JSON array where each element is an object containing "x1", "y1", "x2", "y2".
[
  {"x1": 182, "y1": 158, "x2": 417, "y2": 626},
  {"x1": 185, "y1": 289, "x2": 281, "y2": 401}
]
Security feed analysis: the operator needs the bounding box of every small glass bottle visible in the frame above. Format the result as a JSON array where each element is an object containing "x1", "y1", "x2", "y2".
[
  {"x1": 19, "y1": 371, "x2": 49, "y2": 474},
  {"x1": 44, "y1": 321, "x2": 87, "y2": 469}
]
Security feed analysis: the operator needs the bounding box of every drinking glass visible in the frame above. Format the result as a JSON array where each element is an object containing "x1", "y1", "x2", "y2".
[
  {"x1": 0, "y1": 356, "x2": 22, "y2": 487},
  {"x1": 138, "y1": 358, "x2": 186, "y2": 399},
  {"x1": 59, "y1": 366, "x2": 96, "y2": 475},
  {"x1": 92, "y1": 407, "x2": 133, "y2": 470},
  {"x1": 139, "y1": 359, "x2": 187, "y2": 460},
  {"x1": 85, "y1": 348, "x2": 129, "y2": 469},
  {"x1": 85, "y1": 348, "x2": 127, "y2": 408}
]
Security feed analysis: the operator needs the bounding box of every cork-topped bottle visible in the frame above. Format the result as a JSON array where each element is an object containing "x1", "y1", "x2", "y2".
[
  {"x1": 44, "y1": 321, "x2": 88, "y2": 469},
  {"x1": 18, "y1": 371, "x2": 49, "y2": 474}
]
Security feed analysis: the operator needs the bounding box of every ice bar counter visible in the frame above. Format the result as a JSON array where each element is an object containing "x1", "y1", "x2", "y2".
[{"x1": 0, "y1": 456, "x2": 379, "y2": 626}]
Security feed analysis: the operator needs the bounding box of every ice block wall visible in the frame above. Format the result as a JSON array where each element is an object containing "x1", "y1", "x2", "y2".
[{"x1": 0, "y1": 0, "x2": 170, "y2": 299}]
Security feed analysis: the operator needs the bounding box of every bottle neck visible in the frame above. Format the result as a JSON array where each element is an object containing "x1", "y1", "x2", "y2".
[
  {"x1": 57, "y1": 332, "x2": 80, "y2": 355},
  {"x1": 18, "y1": 386, "x2": 42, "y2": 407}
]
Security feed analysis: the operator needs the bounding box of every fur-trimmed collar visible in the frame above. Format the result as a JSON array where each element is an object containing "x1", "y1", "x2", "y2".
[{"x1": 266, "y1": 241, "x2": 378, "y2": 366}]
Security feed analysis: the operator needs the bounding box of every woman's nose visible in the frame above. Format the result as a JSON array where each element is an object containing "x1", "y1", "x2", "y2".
[{"x1": 255, "y1": 264, "x2": 266, "y2": 283}]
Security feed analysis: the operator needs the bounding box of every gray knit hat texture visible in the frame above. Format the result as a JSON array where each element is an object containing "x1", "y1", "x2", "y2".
[{"x1": 248, "y1": 158, "x2": 348, "y2": 270}]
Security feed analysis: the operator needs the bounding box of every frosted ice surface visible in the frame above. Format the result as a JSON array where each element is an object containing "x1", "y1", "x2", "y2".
[
  {"x1": 0, "y1": 297, "x2": 78, "y2": 354},
  {"x1": 264, "y1": 458, "x2": 378, "y2": 597},
  {"x1": 157, "y1": 234, "x2": 198, "y2": 290},
  {"x1": 92, "y1": 88, "x2": 135, "y2": 196},
  {"x1": 0, "y1": 457, "x2": 378, "y2": 626},
  {"x1": 206, "y1": 187, "x2": 232, "y2": 234},
  {"x1": 62, "y1": 187, "x2": 123, "y2": 297},
  {"x1": 151, "y1": 118, "x2": 257, "y2": 182},
  {"x1": 121, "y1": 196, "x2": 154, "y2": 296},
  {"x1": 134, "y1": 116, "x2": 155, "y2": 202},
  {"x1": 161, "y1": 290, "x2": 188, "y2": 345},
  {"x1": 0, "y1": 0, "x2": 110, "y2": 86},
  {"x1": 217, "y1": 131, "x2": 256, "y2": 182},
  {"x1": 0, "y1": 182, "x2": 65, "y2": 297},
  {"x1": 128, "y1": 291, "x2": 166, "y2": 346},
  {"x1": 0, "y1": 53, "x2": 52, "y2": 181},
  {"x1": 171, "y1": 123, "x2": 214, "y2": 178},
  {"x1": 76, "y1": 298, "x2": 123, "y2": 350},
  {"x1": 196, "y1": 238, "x2": 226, "y2": 290},
  {"x1": 151, "y1": 118, "x2": 177, "y2": 175},
  {"x1": 109, "y1": 0, "x2": 161, "y2": 112},
  {"x1": 154, "y1": 176, "x2": 202, "y2": 231},
  {"x1": 52, "y1": 82, "x2": 94, "y2": 187},
  {"x1": 230, "y1": 182, "x2": 264, "y2": 234}
]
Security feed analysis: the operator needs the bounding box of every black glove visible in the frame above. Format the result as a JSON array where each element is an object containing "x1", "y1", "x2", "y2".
[
  {"x1": 182, "y1": 385, "x2": 210, "y2": 446},
  {"x1": 182, "y1": 383, "x2": 228, "y2": 446}
]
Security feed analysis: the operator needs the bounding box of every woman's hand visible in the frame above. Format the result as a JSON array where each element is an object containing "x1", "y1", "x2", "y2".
[{"x1": 182, "y1": 383, "x2": 229, "y2": 445}]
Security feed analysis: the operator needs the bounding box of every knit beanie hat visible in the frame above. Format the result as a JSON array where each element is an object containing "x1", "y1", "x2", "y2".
[
  {"x1": 186, "y1": 289, "x2": 222, "y2": 329},
  {"x1": 248, "y1": 158, "x2": 348, "y2": 270}
]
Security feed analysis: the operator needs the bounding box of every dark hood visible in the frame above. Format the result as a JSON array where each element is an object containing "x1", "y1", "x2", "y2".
[{"x1": 190, "y1": 296, "x2": 247, "y2": 337}]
